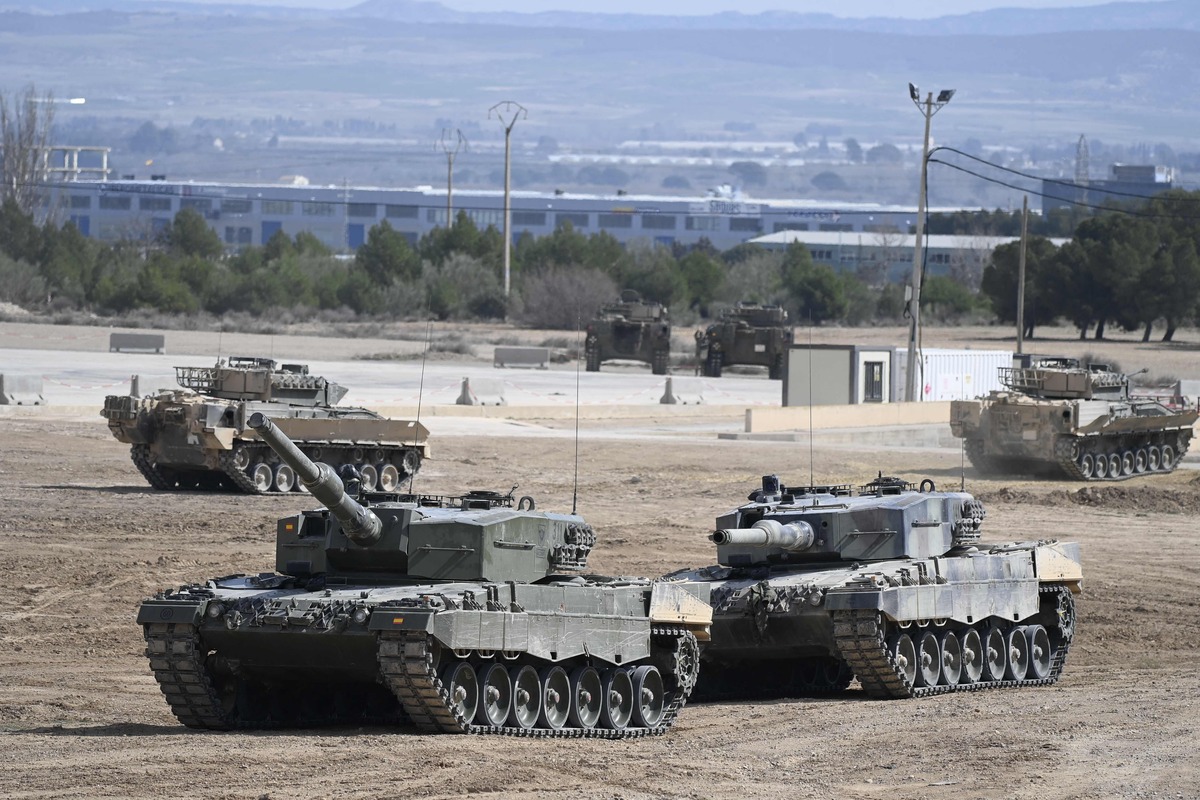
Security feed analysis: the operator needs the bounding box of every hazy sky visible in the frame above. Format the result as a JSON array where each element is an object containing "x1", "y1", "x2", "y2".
[{"x1": 225, "y1": 0, "x2": 1167, "y2": 18}]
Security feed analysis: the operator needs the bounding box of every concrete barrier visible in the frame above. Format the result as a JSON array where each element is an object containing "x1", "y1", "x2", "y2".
[
  {"x1": 745, "y1": 401, "x2": 953, "y2": 433},
  {"x1": 456, "y1": 377, "x2": 507, "y2": 406},
  {"x1": 493, "y1": 346, "x2": 550, "y2": 369},
  {"x1": 660, "y1": 376, "x2": 705, "y2": 405},
  {"x1": 0, "y1": 374, "x2": 47, "y2": 405},
  {"x1": 109, "y1": 332, "x2": 165, "y2": 353}
]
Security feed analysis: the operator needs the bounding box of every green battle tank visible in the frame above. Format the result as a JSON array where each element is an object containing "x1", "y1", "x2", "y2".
[{"x1": 138, "y1": 413, "x2": 710, "y2": 736}]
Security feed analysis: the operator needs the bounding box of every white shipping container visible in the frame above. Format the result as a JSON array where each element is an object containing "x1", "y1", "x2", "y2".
[{"x1": 895, "y1": 348, "x2": 1012, "y2": 402}]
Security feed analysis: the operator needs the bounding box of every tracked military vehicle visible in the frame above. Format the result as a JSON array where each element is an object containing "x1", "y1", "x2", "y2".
[
  {"x1": 102, "y1": 356, "x2": 429, "y2": 494},
  {"x1": 695, "y1": 303, "x2": 792, "y2": 379},
  {"x1": 139, "y1": 413, "x2": 709, "y2": 736},
  {"x1": 666, "y1": 474, "x2": 1081, "y2": 700},
  {"x1": 585, "y1": 290, "x2": 672, "y2": 375},
  {"x1": 950, "y1": 357, "x2": 1197, "y2": 481}
]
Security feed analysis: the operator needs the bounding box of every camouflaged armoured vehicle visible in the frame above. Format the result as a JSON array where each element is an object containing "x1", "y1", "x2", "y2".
[
  {"x1": 665, "y1": 474, "x2": 1081, "y2": 700},
  {"x1": 950, "y1": 357, "x2": 1197, "y2": 481},
  {"x1": 102, "y1": 356, "x2": 429, "y2": 494},
  {"x1": 585, "y1": 290, "x2": 671, "y2": 375},
  {"x1": 695, "y1": 303, "x2": 792, "y2": 380},
  {"x1": 138, "y1": 413, "x2": 710, "y2": 736}
]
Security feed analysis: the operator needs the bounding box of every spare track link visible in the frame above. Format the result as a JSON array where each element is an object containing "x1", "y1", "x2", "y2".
[
  {"x1": 130, "y1": 444, "x2": 177, "y2": 490},
  {"x1": 377, "y1": 626, "x2": 694, "y2": 738},
  {"x1": 832, "y1": 584, "x2": 1073, "y2": 699}
]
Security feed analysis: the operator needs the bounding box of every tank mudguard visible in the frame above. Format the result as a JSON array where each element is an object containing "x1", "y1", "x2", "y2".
[
  {"x1": 137, "y1": 599, "x2": 206, "y2": 625},
  {"x1": 368, "y1": 609, "x2": 435, "y2": 632}
]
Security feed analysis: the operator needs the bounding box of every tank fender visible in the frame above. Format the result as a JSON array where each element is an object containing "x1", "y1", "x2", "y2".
[
  {"x1": 1033, "y1": 541, "x2": 1084, "y2": 593},
  {"x1": 649, "y1": 580, "x2": 713, "y2": 640},
  {"x1": 368, "y1": 609, "x2": 434, "y2": 632},
  {"x1": 137, "y1": 599, "x2": 206, "y2": 626}
]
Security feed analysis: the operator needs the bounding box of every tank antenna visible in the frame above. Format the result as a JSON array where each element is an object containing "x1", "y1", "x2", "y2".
[
  {"x1": 571, "y1": 310, "x2": 582, "y2": 515},
  {"x1": 410, "y1": 320, "x2": 432, "y2": 494},
  {"x1": 807, "y1": 315, "x2": 814, "y2": 488}
]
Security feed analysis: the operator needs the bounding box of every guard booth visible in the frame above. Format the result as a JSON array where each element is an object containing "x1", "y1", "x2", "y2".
[
  {"x1": 783, "y1": 344, "x2": 896, "y2": 406},
  {"x1": 783, "y1": 345, "x2": 1011, "y2": 405}
]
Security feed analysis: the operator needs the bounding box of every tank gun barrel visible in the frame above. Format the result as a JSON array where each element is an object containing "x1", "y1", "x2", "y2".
[
  {"x1": 247, "y1": 412, "x2": 382, "y2": 546},
  {"x1": 711, "y1": 519, "x2": 815, "y2": 551}
]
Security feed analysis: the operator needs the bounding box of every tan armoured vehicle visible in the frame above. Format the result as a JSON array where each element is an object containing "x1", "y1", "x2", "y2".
[
  {"x1": 950, "y1": 357, "x2": 1197, "y2": 480},
  {"x1": 102, "y1": 356, "x2": 429, "y2": 493}
]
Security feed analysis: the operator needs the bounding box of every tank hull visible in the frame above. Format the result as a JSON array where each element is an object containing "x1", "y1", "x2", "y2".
[
  {"x1": 695, "y1": 313, "x2": 791, "y2": 380},
  {"x1": 671, "y1": 540, "x2": 1080, "y2": 699},
  {"x1": 103, "y1": 393, "x2": 429, "y2": 494},
  {"x1": 951, "y1": 394, "x2": 1196, "y2": 481},
  {"x1": 140, "y1": 576, "x2": 704, "y2": 736}
]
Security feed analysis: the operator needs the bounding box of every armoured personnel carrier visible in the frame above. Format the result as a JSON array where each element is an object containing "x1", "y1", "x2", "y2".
[
  {"x1": 666, "y1": 474, "x2": 1081, "y2": 700},
  {"x1": 102, "y1": 356, "x2": 429, "y2": 494},
  {"x1": 585, "y1": 290, "x2": 672, "y2": 375},
  {"x1": 695, "y1": 303, "x2": 792, "y2": 380},
  {"x1": 950, "y1": 357, "x2": 1197, "y2": 481},
  {"x1": 139, "y1": 413, "x2": 710, "y2": 736}
]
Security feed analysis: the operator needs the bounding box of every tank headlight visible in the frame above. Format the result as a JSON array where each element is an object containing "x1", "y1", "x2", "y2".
[
  {"x1": 206, "y1": 602, "x2": 225, "y2": 619},
  {"x1": 352, "y1": 607, "x2": 370, "y2": 625}
]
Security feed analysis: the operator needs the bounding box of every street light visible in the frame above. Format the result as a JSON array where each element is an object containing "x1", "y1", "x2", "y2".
[
  {"x1": 489, "y1": 100, "x2": 526, "y2": 298},
  {"x1": 904, "y1": 82, "x2": 954, "y2": 402}
]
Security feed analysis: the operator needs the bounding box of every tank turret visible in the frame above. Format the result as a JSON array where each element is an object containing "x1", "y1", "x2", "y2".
[
  {"x1": 666, "y1": 474, "x2": 1080, "y2": 701},
  {"x1": 138, "y1": 421, "x2": 709, "y2": 736}
]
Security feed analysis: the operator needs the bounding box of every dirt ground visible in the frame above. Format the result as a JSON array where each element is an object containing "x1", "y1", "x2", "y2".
[{"x1": 1, "y1": 322, "x2": 1199, "y2": 799}]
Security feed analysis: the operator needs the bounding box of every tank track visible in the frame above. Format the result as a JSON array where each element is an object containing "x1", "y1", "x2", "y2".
[
  {"x1": 377, "y1": 626, "x2": 696, "y2": 738},
  {"x1": 1053, "y1": 433, "x2": 1191, "y2": 482},
  {"x1": 832, "y1": 585, "x2": 1074, "y2": 699},
  {"x1": 130, "y1": 444, "x2": 179, "y2": 490},
  {"x1": 144, "y1": 621, "x2": 401, "y2": 729},
  {"x1": 218, "y1": 445, "x2": 267, "y2": 494}
]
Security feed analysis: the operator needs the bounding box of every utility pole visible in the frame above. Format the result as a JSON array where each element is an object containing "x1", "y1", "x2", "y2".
[
  {"x1": 437, "y1": 128, "x2": 467, "y2": 228},
  {"x1": 489, "y1": 100, "x2": 526, "y2": 298},
  {"x1": 904, "y1": 83, "x2": 954, "y2": 402},
  {"x1": 1016, "y1": 194, "x2": 1029, "y2": 355}
]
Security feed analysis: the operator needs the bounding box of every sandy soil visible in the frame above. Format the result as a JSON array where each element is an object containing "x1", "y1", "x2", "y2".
[{"x1": 1, "y1": 322, "x2": 1198, "y2": 799}]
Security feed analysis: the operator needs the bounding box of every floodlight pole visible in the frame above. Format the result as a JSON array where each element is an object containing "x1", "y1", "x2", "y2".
[
  {"x1": 489, "y1": 100, "x2": 527, "y2": 298},
  {"x1": 904, "y1": 84, "x2": 954, "y2": 402},
  {"x1": 438, "y1": 128, "x2": 467, "y2": 228}
]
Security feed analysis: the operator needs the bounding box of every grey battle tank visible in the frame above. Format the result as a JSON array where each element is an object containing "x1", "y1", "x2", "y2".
[
  {"x1": 695, "y1": 302, "x2": 792, "y2": 380},
  {"x1": 950, "y1": 357, "x2": 1197, "y2": 480},
  {"x1": 585, "y1": 289, "x2": 672, "y2": 375},
  {"x1": 139, "y1": 413, "x2": 710, "y2": 736},
  {"x1": 102, "y1": 356, "x2": 429, "y2": 494},
  {"x1": 665, "y1": 474, "x2": 1081, "y2": 700}
]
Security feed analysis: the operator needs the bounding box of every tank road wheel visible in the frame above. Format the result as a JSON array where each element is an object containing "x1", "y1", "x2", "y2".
[
  {"x1": 231, "y1": 445, "x2": 252, "y2": 472},
  {"x1": 630, "y1": 665, "x2": 666, "y2": 728},
  {"x1": 476, "y1": 663, "x2": 512, "y2": 727},
  {"x1": 1093, "y1": 454, "x2": 1109, "y2": 479},
  {"x1": 890, "y1": 632, "x2": 918, "y2": 688},
  {"x1": 1005, "y1": 628, "x2": 1030, "y2": 681},
  {"x1": 1026, "y1": 625, "x2": 1053, "y2": 680},
  {"x1": 939, "y1": 631, "x2": 963, "y2": 686},
  {"x1": 507, "y1": 665, "x2": 541, "y2": 730},
  {"x1": 250, "y1": 463, "x2": 273, "y2": 493},
  {"x1": 401, "y1": 450, "x2": 422, "y2": 478},
  {"x1": 599, "y1": 668, "x2": 633, "y2": 730},
  {"x1": 1106, "y1": 453, "x2": 1121, "y2": 480},
  {"x1": 273, "y1": 464, "x2": 296, "y2": 493},
  {"x1": 1147, "y1": 445, "x2": 1162, "y2": 471},
  {"x1": 1161, "y1": 444, "x2": 1176, "y2": 470},
  {"x1": 1134, "y1": 448, "x2": 1149, "y2": 474},
  {"x1": 377, "y1": 464, "x2": 401, "y2": 492},
  {"x1": 1078, "y1": 453, "x2": 1095, "y2": 479},
  {"x1": 568, "y1": 666, "x2": 603, "y2": 730},
  {"x1": 585, "y1": 343, "x2": 601, "y2": 372},
  {"x1": 916, "y1": 631, "x2": 942, "y2": 688},
  {"x1": 359, "y1": 464, "x2": 379, "y2": 492},
  {"x1": 651, "y1": 349, "x2": 669, "y2": 376},
  {"x1": 538, "y1": 666, "x2": 571, "y2": 730},
  {"x1": 768, "y1": 353, "x2": 784, "y2": 381},
  {"x1": 982, "y1": 626, "x2": 1007, "y2": 682},
  {"x1": 960, "y1": 628, "x2": 984, "y2": 684},
  {"x1": 441, "y1": 662, "x2": 479, "y2": 725},
  {"x1": 1120, "y1": 450, "x2": 1135, "y2": 477}
]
